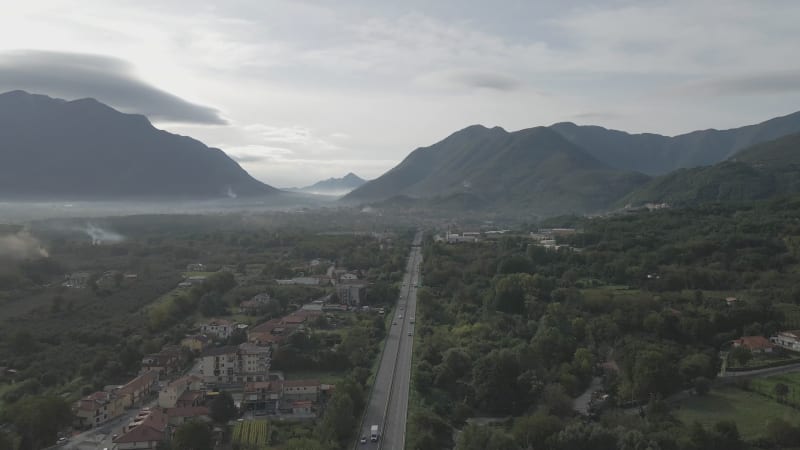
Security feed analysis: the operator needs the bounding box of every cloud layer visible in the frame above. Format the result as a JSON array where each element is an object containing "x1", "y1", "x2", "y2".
[{"x1": 0, "y1": 50, "x2": 225, "y2": 124}]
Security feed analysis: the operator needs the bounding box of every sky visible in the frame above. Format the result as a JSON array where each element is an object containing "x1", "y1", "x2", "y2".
[{"x1": 1, "y1": 0, "x2": 799, "y2": 187}]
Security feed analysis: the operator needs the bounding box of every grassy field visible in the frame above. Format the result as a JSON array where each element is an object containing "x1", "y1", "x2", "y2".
[
  {"x1": 750, "y1": 372, "x2": 800, "y2": 407},
  {"x1": 727, "y1": 351, "x2": 800, "y2": 369},
  {"x1": 674, "y1": 387, "x2": 800, "y2": 439}
]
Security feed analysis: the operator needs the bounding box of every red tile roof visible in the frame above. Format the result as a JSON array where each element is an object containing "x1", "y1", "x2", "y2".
[
  {"x1": 117, "y1": 370, "x2": 158, "y2": 397},
  {"x1": 113, "y1": 424, "x2": 165, "y2": 444},
  {"x1": 733, "y1": 336, "x2": 774, "y2": 350}
]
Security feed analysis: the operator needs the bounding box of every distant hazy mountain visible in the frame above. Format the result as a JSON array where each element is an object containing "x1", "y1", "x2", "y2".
[
  {"x1": 550, "y1": 110, "x2": 800, "y2": 175},
  {"x1": 0, "y1": 90, "x2": 278, "y2": 200},
  {"x1": 344, "y1": 125, "x2": 649, "y2": 215},
  {"x1": 292, "y1": 172, "x2": 366, "y2": 195},
  {"x1": 622, "y1": 132, "x2": 800, "y2": 205}
]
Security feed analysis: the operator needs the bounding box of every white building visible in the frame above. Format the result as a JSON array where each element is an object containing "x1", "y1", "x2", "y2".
[
  {"x1": 199, "y1": 343, "x2": 271, "y2": 385},
  {"x1": 771, "y1": 330, "x2": 800, "y2": 351},
  {"x1": 200, "y1": 319, "x2": 236, "y2": 339}
]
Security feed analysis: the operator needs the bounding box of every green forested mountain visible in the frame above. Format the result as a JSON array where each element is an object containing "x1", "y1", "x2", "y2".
[
  {"x1": 622, "y1": 132, "x2": 800, "y2": 206},
  {"x1": 344, "y1": 125, "x2": 649, "y2": 215},
  {"x1": 0, "y1": 90, "x2": 278, "y2": 200},
  {"x1": 550, "y1": 110, "x2": 800, "y2": 175}
]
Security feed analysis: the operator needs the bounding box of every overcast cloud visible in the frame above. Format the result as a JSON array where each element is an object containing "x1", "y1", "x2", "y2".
[
  {"x1": 0, "y1": 50, "x2": 226, "y2": 124},
  {"x1": 1, "y1": 0, "x2": 799, "y2": 187}
]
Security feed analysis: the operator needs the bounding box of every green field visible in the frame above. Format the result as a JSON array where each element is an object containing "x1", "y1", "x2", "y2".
[
  {"x1": 282, "y1": 370, "x2": 345, "y2": 384},
  {"x1": 674, "y1": 387, "x2": 800, "y2": 439},
  {"x1": 750, "y1": 372, "x2": 800, "y2": 407},
  {"x1": 232, "y1": 420, "x2": 271, "y2": 449}
]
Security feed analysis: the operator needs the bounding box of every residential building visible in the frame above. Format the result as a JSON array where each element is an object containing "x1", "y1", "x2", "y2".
[
  {"x1": 771, "y1": 330, "x2": 800, "y2": 351},
  {"x1": 238, "y1": 343, "x2": 271, "y2": 381},
  {"x1": 731, "y1": 336, "x2": 775, "y2": 353},
  {"x1": 116, "y1": 371, "x2": 159, "y2": 408},
  {"x1": 337, "y1": 282, "x2": 367, "y2": 306},
  {"x1": 200, "y1": 319, "x2": 236, "y2": 339},
  {"x1": 63, "y1": 272, "x2": 91, "y2": 288},
  {"x1": 158, "y1": 376, "x2": 202, "y2": 409},
  {"x1": 291, "y1": 401, "x2": 314, "y2": 415},
  {"x1": 239, "y1": 293, "x2": 272, "y2": 314},
  {"x1": 282, "y1": 380, "x2": 320, "y2": 402},
  {"x1": 180, "y1": 334, "x2": 211, "y2": 353},
  {"x1": 74, "y1": 391, "x2": 123, "y2": 429},
  {"x1": 141, "y1": 346, "x2": 183, "y2": 375},
  {"x1": 242, "y1": 381, "x2": 282, "y2": 414},
  {"x1": 114, "y1": 408, "x2": 168, "y2": 450},
  {"x1": 198, "y1": 343, "x2": 271, "y2": 385},
  {"x1": 164, "y1": 406, "x2": 211, "y2": 426}
]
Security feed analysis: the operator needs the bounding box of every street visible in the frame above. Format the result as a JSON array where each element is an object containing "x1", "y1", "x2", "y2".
[
  {"x1": 356, "y1": 231, "x2": 422, "y2": 450},
  {"x1": 63, "y1": 398, "x2": 155, "y2": 450}
]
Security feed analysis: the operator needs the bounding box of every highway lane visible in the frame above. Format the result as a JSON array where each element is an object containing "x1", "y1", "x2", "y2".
[{"x1": 356, "y1": 231, "x2": 422, "y2": 450}]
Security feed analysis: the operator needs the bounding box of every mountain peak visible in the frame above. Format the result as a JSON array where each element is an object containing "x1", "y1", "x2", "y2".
[{"x1": 296, "y1": 172, "x2": 366, "y2": 195}]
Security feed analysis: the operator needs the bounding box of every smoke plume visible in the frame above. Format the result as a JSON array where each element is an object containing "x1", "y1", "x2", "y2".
[
  {"x1": 84, "y1": 223, "x2": 125, "y2": 245},
  {"x1": 0, "y1": 231, "x2": 49, "y2": 259}
]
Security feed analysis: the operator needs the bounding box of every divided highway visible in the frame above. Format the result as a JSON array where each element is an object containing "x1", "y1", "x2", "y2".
[{"x1": 356, "y1": 231, "x2": 423, "y2": 450}]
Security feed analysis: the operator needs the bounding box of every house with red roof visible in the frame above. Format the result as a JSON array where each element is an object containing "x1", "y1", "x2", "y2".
[
  {"x1": 114, "y1": 408, "x2": 168, "y2": 450},
  {"x1": 732, "y1": 335, "x2": 775, "y2": 353}
]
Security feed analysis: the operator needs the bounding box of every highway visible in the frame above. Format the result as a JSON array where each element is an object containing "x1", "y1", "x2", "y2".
[{"x1": 356, "y1": 231, "x2": 422, "y2": 450}]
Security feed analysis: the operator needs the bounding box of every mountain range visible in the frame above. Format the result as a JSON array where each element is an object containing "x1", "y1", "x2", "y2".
[
  {"x1": 3, "y1": 89, "x2": 800, "y2": 215},
  {"x1": 0, "y1": 90, "x2": 277, "y2": 200},
  {"x1": 343, "y1": 125, "x2": 649, "y2": 215},
  {"x1": 346, "y1": 111, "x2": 800, "y2": 215},
  {"x1": 289, "y1": 172, "x2": 366, "y2": 195},
  {"x1": 550, "y1": 110, "x2": 800, "y2": 175}
]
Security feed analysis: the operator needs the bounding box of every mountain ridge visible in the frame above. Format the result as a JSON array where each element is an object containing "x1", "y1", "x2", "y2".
[
  {"x1": 621, "y1": 132, "x2": 800, "y2": 205},
  {"x1": 344, "y1": 125, "x2": 649, "y2": 215},
  {"x1": 549, "y1": 110, "x2": 800, "y2": 175},
  {"x1": 0, "y1": 90, "x2": 278, "y2": 200}
]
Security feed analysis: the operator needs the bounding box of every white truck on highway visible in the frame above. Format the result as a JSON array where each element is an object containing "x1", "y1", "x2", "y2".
[{"x1": 370, "y1": 425, "x2": 379, "y2": 442}]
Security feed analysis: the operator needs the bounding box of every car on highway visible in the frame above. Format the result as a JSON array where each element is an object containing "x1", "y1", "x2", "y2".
[
  {"x1": 393, "y1": 321, "x2": 397, "y2": 325},
  {"x1": 56, "y1": 437, "x2": 68, "y2": 446},
  {"x1": 360, "y1": 436, "x2": 367, "y2": 444},
  {"x1": 408, "y1": 331, "x2": 413, "y2": 336}
]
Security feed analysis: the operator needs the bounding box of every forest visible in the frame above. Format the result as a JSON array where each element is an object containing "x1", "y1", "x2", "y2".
[{"x1": 410, "y1": 195, "x2": 800, "y2": 450}]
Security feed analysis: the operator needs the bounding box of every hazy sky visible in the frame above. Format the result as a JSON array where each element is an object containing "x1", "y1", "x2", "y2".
[{"x1": 1, "y1": 0, "x2": 800, "y2": 187}]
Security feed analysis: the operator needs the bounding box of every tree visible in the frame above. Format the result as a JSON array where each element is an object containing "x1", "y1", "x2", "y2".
[
  {"x1": 512, "y1": 413, "x2": 562, "y2": 449},
  {"x1": 172, "y1": 422, "x2": 213, "y2": 450},
  {"x1": 455, "y1": 424, "x2": 514, "y2": 450},
  {"x1": 472, "y1": 349, "x2": 524, "y2": 414},
  {"x1": 774, "y1": 382, "x2": 790, "y2": 402},
  {"x1": 729, "y1": 346, "x2": 752, "y2": 367},
  {"x1": 693, "y1": 377, "x2": 711, "y2": 396},
  {"x1": 553, "y1": 422, "x2": 617, "y2": 450},
  {"x1": 8, "y1": 396, "x2": 72, "y2": 450},
  {"x1": 209, "y1": 391, "x2": 238, "y2": 423},
  {"x1": 0, "y1": 431, "x2": 14, "y2": 450},
  {"x1": 317, "y1": 393, "x2": 355, "y2": 445},
  {"x1": 283, "y1": 438, "x2": 324, "y2": 450}
]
